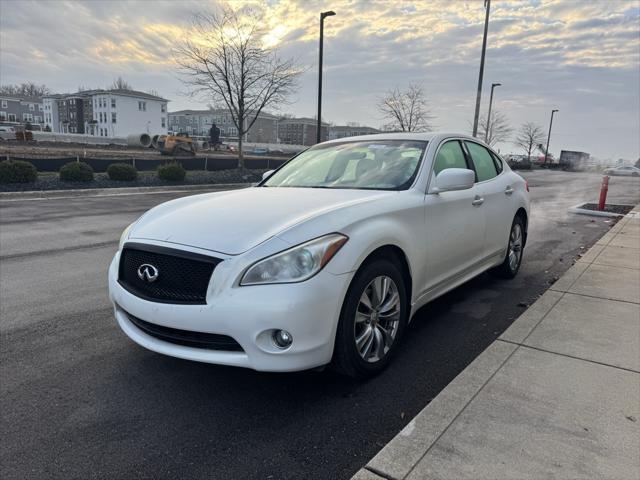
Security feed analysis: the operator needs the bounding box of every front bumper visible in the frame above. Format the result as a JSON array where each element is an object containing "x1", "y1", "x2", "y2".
[{"x1": 108, "y1": 250, "x2": 353, "y2": 372}]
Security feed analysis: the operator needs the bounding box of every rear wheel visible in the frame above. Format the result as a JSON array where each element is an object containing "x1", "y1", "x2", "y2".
[
  {"x1": 332, "y1": 259, "x2": 408, "y2": 378},
  {"x1": 492, "y1": 215, "x2": 525, "y2": 279}
]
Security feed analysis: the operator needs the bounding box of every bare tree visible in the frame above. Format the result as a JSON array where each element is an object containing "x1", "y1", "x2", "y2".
[
  {"x1": 110, "y1": 76, "x2": 133, "y2": 91},
  {"x1": 514, "y1": 122, "x2": 545, "y2": 160},
  {"x1": 174, "y1": 7, "x2": 301, "y2": 168},
  {"x1": 477, "y1": 110, "x2": 512, "y2": 147},
  {"x1": 0, "y1": 82, "x2": 51, "y2": 97},
  {"x1": 377, "y1": 84, "x2": 434, "y2": 132}
]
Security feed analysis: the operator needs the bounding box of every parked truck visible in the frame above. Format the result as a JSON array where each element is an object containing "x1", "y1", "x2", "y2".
[{"x1": 559, "y1": 150, "x2": 591, "y2": 171}]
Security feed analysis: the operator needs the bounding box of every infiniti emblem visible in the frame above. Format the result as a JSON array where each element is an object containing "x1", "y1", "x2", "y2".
[{"x1": 137, "y1": 264, "x2": 159, "y2": 283}]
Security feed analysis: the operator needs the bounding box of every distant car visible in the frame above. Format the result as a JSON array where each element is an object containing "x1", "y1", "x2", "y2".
[
  {"x1": 505, "y1": 154, "x2": 532, "y2": 170},
  {"x1": 0, "y1": 126, "x2": 16, "y2": 133},
  {"x1": 603, "y1": 166, "x2": 640, "y2": 177},
  {"x1": 251, "y1": 147, "x2": 268, "y2": 155},
  {"x1": 218, "y1": 143, "x2": 236, "y2": 152},
  {"x1": 109, "y1": 133, "x2": 530, "y2": 378}
]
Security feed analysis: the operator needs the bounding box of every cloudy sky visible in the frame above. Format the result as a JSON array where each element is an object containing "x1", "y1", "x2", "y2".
[{"x1": 1, "y1": 0, "x2": 638, "y2": 159}]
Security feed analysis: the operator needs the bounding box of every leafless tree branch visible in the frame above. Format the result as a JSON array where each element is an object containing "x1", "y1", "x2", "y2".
[
  {"x1": 514, "y1": 122, "x2": 545, "y2": 159},
  {"x1": 377, "y1": 84, "x2": 434, "y2": 133},
  {"x1": 478, "y1": 110, "x2": 512, "y2": 147},
  {"x1": 174, "y1": 7, "x2": 301, "y2": 168},
  {"x1": 110, "y1": 77, "x2": 133, "y2": 91},
  {"x1": 0, "y1": 82, "x2": 51, "y2": 97}
]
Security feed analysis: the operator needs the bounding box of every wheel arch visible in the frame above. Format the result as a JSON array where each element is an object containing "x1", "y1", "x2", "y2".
[{"x1": 357, "y1": 244, "x2": 413, "y2": 309}]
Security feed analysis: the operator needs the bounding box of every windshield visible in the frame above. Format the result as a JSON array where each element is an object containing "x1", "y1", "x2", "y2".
[{"x1": 263, "y1": 140, "x2": 428, "y2": 190}]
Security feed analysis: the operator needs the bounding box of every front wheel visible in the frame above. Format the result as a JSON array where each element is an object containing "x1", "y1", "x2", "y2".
[
  {"x1": 492, "y1": 215, "x2": 526, "y2": 279},
  {"x1": 332, "y1": 259, "x2": 408, "y2": 378}
]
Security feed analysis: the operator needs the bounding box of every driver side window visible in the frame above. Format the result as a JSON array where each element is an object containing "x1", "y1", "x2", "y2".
[{"x1": 433, "y1": 140, "x2": 467, "y2": 176}]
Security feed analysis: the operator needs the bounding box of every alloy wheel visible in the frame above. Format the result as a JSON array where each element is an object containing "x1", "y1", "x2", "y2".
[{"x1": 354, "y1": 275, "x2": 401, "y2": 363}]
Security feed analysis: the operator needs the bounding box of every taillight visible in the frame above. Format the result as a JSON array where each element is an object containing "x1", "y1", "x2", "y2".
[{"x1": 525, "y1": 181, "x2": 530, "y2": 192}]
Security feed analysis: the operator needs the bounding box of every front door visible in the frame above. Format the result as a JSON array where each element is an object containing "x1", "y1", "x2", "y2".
[
  {"x1": 423, "y1": 139, "x2": 486, "y2": 297},
  {"x1": 464, "y1": 141, "x2": 513, "y2": 260}
]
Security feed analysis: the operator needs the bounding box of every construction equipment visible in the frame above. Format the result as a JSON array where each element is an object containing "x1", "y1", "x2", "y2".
[
  {"x1": 157, "y1": 134, "x2": 196, "y2": 156},
  {"x1": 535, "y1": 143, "x2": 557, "y2": 167}
]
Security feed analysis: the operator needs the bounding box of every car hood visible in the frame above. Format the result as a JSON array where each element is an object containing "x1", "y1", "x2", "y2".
[{"x1": 129, "y1": 187, "x2": 392, "y2": 255}]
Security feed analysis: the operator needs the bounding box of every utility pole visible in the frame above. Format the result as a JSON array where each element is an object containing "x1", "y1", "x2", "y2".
[
  {"x1": 317, "y1": 10, "x2": 336, "y2": 144},
  {"x1": 484, "y1": 82, "x2": 501, "y2": 143},
  {"x1": 544, "y1": 109, "x2": 559, "y2": 165},
  {"x1": 472, "y1": 0, "x2": 491, "y2": 138}
]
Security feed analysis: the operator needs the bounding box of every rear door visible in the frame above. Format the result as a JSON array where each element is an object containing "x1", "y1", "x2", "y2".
[
  {"x1": 463, "y1": 141, "x2": 513, "y2": 260},
  {"x1": 423, "y1": 139, "x2": 486, "y2": 295}
]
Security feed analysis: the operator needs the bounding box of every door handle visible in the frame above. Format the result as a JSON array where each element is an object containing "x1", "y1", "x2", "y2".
[
  {"x1": 505, "y1": 186, "x2": 514, "y2": 196},
  {"x1": 472, "y1": 196, "x2": 484, "y2": 206}
]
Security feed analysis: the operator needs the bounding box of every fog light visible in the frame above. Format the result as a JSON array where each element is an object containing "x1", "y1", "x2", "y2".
[{"x1": 273, "y1": 329, "x2": 293, "y2": 349}]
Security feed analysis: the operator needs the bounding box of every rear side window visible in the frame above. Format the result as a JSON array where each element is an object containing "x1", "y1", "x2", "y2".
[
  {"x1": 433, "y1": 140, "x2": 467, "y2": 176},
  {"x1": 465, "y1": 142, "x2": 498, "y2": 182},
  {"x1": 491, "y1": 152, "x2": 504, "y2": 174}
]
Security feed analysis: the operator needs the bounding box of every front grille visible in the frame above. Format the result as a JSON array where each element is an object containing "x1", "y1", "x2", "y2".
[
  {"x1": 119, "y1": 243, "x2": 221, "y2": 304},
  {"x1": 124, "y1": 310, "x2": 243, "y2": 352}
]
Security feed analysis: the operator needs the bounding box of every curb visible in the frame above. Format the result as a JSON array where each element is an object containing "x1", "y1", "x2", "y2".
[
  {"x1": 568, "y1": 203, "x2": 635, "y2": 218},
  {"x1": 0, "y1": 183, "x2": 251, "y2": 201}
]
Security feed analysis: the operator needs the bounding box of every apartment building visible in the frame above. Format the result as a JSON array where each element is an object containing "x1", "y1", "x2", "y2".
[
  {"x1": 168, "y1": 109, "x2": 278, "y2": 143},
  {"x1": 329, "y1": 125, "x2": 380, "y2": 140},
  {"x1": 43, "y1": 89, "x2": 168, "y2": 137},
  {"x1": 0, "y1": 95, "x2": 44, "y2": 126},
  {"x1": 278, "y1": 117, "x2": 329, "y2": 146}
]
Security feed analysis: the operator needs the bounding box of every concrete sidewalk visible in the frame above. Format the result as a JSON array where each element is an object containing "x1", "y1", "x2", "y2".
[{"x1": 354, "y1": 207, "x2": 640, "y2": 480}]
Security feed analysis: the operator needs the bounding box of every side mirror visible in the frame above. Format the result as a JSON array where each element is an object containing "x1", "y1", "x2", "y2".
[
  {"x1": 262, "y1": 170, "x2": 275, "y2": 181},
  {"x1": 434, "y1": 168, "x2": 475, "y2": 193}
]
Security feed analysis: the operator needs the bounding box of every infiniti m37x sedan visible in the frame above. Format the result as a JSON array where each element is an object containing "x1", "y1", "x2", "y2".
[{"x1": 109, "y1": 133, "x2": 530, "y2": 378}]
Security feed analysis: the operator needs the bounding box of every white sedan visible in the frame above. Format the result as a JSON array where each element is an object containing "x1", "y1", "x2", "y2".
[
  {"x1": 603, "y1": 165, "x2": 640, "y2": 177},
  {"x1": 109, "y1": 133, "x2": 530, "y2": 378}
]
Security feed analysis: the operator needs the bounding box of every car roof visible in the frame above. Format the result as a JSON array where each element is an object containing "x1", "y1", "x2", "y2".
[{"x1": 322, "y1": 131, "x2": 482, "y2": 145}]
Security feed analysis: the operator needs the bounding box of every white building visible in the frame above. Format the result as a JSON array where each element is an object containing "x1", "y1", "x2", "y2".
[
  {"x1": 43, "y1": 89, "x2": 168, "y2": 137},
  {"x1": 42, "y1": 96, "x2": 60, "y2": 131}
]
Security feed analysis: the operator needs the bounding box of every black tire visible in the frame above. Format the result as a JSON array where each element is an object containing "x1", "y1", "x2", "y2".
[
  {"x1": 492, "y1": 215, "x2": 526, "y2": 279},
  {"x1": 332, "y1": 258, "x2": 408, "y2": 379}
]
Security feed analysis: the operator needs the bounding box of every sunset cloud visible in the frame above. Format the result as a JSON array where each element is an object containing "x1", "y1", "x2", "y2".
[{"x1": 0, "y1": 0, "x2": 638, "y2": 159}]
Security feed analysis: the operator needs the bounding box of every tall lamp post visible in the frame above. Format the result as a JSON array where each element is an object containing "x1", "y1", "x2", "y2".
[
  {"x1": 544, "y1": 109, "x2": 559, "y2": 165},
  {"x1": 472, "y1": 0, "x2": 491, "y2": 138},
  {"x1": 317, "y1": 10, "x2": 336, "y2": 144},
  {"x1": 484, "y1": 82, "x2": 501, "y2": 143}
]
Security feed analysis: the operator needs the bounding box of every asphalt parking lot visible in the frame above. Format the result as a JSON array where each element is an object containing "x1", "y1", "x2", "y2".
[{"x1": 1, "y1": 170, "x2": 638, "y2": 480}]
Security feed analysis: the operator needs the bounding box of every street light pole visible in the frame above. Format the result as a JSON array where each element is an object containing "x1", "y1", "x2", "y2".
[
  {"x1": 317, "y1": 10, "x2": 335, "y2": 144},
  {"x1": 472, "y1": 0, "x2": 491, "y2": 138},
  {"x1": 544, "y1": 109, "x2": 559, "y2": 165},
  {"x1": 484, "y1": 82, "x2": 501, "y2": 143}
]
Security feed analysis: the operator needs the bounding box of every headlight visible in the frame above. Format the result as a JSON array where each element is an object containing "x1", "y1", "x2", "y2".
[
  {"x1": 119, "y1": 223, "x2": 133, "y2": 250},
  {"x1": 240, "y1": 233, "x2": 348, "y2": 286}
]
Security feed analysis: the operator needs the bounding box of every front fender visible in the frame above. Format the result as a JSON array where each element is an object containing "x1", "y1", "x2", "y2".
[
  {"x1": 323, "y1": 215, "x2": 420, "y2": 278},
  {"x1": 274, "y1": 190, "x2": 425, "y2": 290}
]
